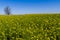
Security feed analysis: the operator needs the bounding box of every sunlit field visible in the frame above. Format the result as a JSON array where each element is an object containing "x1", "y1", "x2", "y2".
[{"x1": 0, "y1": 14, "x2": 60, "y2": 40}]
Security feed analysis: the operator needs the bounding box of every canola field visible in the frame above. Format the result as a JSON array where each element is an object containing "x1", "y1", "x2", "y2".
[{"x1": 0, "y1": 14, "x2": 60, "y2": 40}]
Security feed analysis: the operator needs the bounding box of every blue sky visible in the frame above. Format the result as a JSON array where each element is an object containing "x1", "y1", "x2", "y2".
[{"x1": 0, "y1": 0, "x2": 60, "y2": 14}]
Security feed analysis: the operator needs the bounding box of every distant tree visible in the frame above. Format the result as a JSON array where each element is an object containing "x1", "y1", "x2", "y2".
[{"x1": 4, "y1": 6, "x2": 11, "y2": 15}]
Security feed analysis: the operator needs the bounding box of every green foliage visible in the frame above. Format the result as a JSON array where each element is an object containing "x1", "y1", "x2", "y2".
[{"x1": 0, "y1": 14, "x2": 60, "y2": 40}]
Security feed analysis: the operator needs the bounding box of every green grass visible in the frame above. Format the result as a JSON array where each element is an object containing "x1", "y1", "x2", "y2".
[{"x1": 0, "y1": 14, "x2": 60, "y2": 40}]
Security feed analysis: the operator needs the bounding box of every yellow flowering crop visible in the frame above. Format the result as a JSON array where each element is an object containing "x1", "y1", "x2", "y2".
[{"x1": 0, "y1": 14, "x2": 60, "y2": 40}]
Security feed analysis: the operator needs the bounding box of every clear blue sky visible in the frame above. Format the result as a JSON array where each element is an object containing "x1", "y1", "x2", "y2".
[{"x1": 0, "y1": 0, "x2": 60, "y2": 14}]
